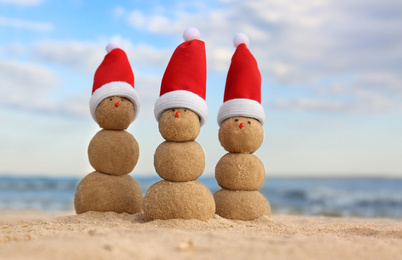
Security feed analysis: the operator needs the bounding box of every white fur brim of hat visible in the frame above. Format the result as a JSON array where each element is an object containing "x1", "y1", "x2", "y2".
[
  {"x1": 217, "y1": 98, "x2": 265, "y2": 126},
  {"x1": 89, "y1": 81, "x2": 141, "y2": 123},
  {"x1": 154, "y1": 90, "x2": 208, "y2": 126}
]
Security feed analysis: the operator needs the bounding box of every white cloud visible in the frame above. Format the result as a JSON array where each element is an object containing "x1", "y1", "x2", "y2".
[
  {"x1": 0, "y1": 60, "x2": 60, "y2": 109},
  {"x1": 120, "y1": 0, "x2": 402, "y2": 114},
  {"x1": 5, "y1": 0, "x2": 402, "y2": 117},
  {"x1": 113, "y1": 6, "x2": 126, "y2": 17},
  {"x1": 209, "y1": 47, "x2": 232, "y2": 71},
  {"x1": 1, "y1": 39, "x2": 171, "y2": 117},
  {"x1": 0, "y1": 58, "x2": 89, "y2": 117},
  {"x1": 31, "y1": 41, "x2": 104, "y2": 73},
  {"x1": 30, "y1": 39, "x2": 171, "y2": 73},
  {"x1": 270, "y1": 98, "x2": 347, "y2": 112},
  {"x1": 268, "y1": 97, "x2": 399, "y2": 114},
  {"x1": 0, "y1": 16, "x2": 53, "y2": 31},
  {"x1": 0, "y1": 60, "x2": 92, "y2": 118},
  {"x1": 0, "y1": 0, "x2": 43, "y2": 6},
  {"x1": 0, "y1": 60, "x2": 58, "y2": 92},
  {"x1": 125, "y1": 43, "x2": 171, "y2": 69},
  {"x1": 127, "y1": 10, "x2": 146, "y2": 28},
  {"x1": 58, "y1": 91, "x2": 91, "y2": 117}
]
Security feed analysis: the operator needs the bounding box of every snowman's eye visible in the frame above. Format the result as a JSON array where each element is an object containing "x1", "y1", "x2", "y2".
[
  {"x1": 109, "y1": 98, "x2": 113, "y2": 101},
  {"x1": 172, "y1": 108, "x2": 175, "y2": 112},
  {"x1": 184, "y1": 109, "x2": 187, "y2": 112},
  {"x1": 121, "y1": 98, "x2": 124, "y2": 102},
  {"x1": 248, "y1": 121, "x2": 251, "y2": 124},
  {"x1": 235, "y1": 119, "x2": 239, "y2": 122}
]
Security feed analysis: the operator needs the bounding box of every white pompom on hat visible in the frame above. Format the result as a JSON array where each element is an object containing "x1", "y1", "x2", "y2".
[
  {"x1": 217, "y1": 33, "x2": 265, "y2": 126},
  {"x1": 233, "y1": 32, "x2": 250, "y2": 48},
  {"x1": 89, "y1": 42, "x2": 140, "y2": 123},
  {"x1": 183, "y1": 27, "x2": 201, "y2": 41}
]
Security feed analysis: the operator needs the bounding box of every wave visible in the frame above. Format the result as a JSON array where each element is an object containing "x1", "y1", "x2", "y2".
[{"x1": 0, "y1": 176, "x2": 401, "y2": 218}]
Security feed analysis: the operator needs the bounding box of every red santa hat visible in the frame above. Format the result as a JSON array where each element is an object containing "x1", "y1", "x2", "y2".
[
  {"x1": 154, "y1": 27, "x2": 208, "y2": 126},
  {"x1": 217, "y1": 33, "x2": 266, "y2": 126},
  {"x1": 89, "y1": 43, "x2": 140, "y2": 123}
]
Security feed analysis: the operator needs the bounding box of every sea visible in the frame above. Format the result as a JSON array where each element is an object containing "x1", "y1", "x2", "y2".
[{"x1": 0, "y1": 175, "x2": 401, "y2": 219}]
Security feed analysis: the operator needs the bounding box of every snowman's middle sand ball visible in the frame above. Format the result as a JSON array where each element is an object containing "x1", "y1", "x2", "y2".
[
  {"x1": 88, "y1": 129, "x2": 139, "y2": 176},
  {"x1": 154, "y1": 141, "x2": 205, "y2": 182}
]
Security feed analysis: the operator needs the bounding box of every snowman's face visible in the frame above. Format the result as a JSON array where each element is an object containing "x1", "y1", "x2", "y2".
[
  {"x1": 95, "y1": 96, "x2": 134, "y2": 130},
  {"x1": 158, "y1": 108, "x2": 200, "y2": 142},
  {"x1": 219, "y1": 116, "x2": 263, "y2": 153}
]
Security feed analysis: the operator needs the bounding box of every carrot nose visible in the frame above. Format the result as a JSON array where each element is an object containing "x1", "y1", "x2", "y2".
[
  {"x1": 239, "y1": 122, "x2": 244, "y2": 129},
  {"x1": 115, "y1": 102, "x2": 119, "y2": 107},
  {"x1": 175, "y1": 111, "x2": 180, "y2": 118}
]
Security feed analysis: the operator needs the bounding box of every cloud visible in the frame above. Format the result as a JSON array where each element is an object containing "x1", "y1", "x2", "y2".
[
  {"x1": 0, "y1": 58, "x2": 88, "y2": 118},
  {"x1": 1, "y1": 38, "x2": 169, "y2": 118},
  {"x1": 0, "y1": 0, "x2": 43, "y2": 6},
  {"x1": 121, "y1": 0, "x2": 402, "y2": 114},
  {"x1": 31, "y1": 41, "x2": 105, "y2": 74},
  {"x1": 113, "y1": 6, "x2": 126, "y2": 17},
  {"x1": 269, "y1": 76, "x2": 402, "y2": 114},
  {"x1": 0, "y1": 60, "x2": 60, "y2": 110},
  {"x1": 268, "y1": 97, "x2": 402, "y2": 114},
  {"x1": 30, "y1": 39, "x2": 171, "y2": 74},
  {"x1": 0, "y1": 61, "x2": 90, "y2": 118},
  {"x1": 4, "y1": 0, "x2": 401, "y2": 117},
  {"x1": 0, "y1": 16, "x2": 53, "y2": 31},
  {"x1": 58, "y1": 91, "x2": 91, "y2": 117}
]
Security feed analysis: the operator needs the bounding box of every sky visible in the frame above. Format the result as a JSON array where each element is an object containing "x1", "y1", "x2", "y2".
[{"x1": 0, "y1": 0, "x2": 401, "y2": 178}]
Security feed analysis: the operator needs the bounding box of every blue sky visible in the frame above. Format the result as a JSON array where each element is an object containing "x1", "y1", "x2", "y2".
[{"x1": 0, "y1": 0, "x2": 401, "y2": 177}]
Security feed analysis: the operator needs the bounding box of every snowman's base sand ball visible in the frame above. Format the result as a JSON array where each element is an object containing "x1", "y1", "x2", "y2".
[
  {"x1": 154, "y1": 141, "x2": 205, "y2": 182},
  {"x1": 88, "y1": 129, "x2": 139, "y2": 176},
  {"x1": 214, "y1": 189, "x2": 271, "y2": 220},
  {"x1": 74, "y1": 171, "x2": 143, "y2": 214},
  {"x1": 215, "y1": 153, "x2": 265, "y2": 191},
  {"x1": 143, "y1": 180, "x2": 215, "y2": 221}
]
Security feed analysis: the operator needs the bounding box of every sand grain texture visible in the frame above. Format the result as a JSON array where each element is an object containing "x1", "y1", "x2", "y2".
[
  {"x1": 1, "y1": 210, "x2": 401, "y2": 260},
  {"x1": 215, "y1": 153, "x2": 265, "y2": 190},
  {"x1": 154, "y1": 141, "x2": 205, "y2": 182},
  {"x1": 88, "y1": 130, "x2": 139, "y2": 176},
  {"x1": 74, "y1": 172, "x2": 143, "y2": 214},
  {"x1": 143, "y1": 180, "x2": 215, "y2": 221}
]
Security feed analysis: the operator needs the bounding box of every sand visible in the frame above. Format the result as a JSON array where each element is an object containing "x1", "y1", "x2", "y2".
[{"x1": 0, "y1": 210, "x2": 401, "y2": 260}]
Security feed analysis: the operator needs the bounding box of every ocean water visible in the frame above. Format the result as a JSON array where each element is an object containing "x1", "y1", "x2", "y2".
[{"x1": 0, "y1": 175, "x2": 401, "y2": 219}]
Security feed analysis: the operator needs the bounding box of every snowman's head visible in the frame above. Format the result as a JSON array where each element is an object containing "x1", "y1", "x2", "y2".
[
  {"x1": 95, "y1": 96, "x2": 135, "y2": 130},
  {"x1": 218, "y1": 116, "x2": 263, "y2": 153},
  {"x1": 158, "y1": 107, "x2": 201, "y2": 142}
]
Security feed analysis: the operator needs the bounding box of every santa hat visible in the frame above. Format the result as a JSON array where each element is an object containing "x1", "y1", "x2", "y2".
[
  {"x1": 217, "y1": 33, "x2": 265, "y2": 126},
  {"x1": 154, "y1": 27, "x2": 208, "y2": 126},
  {"x1": 89, "y1": 43, "x2": 140, "y2": 123}
]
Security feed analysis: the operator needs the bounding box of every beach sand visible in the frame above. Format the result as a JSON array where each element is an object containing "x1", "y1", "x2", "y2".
[{"x1": 0, "y1": 210, "x2": 401, "y2": 260}]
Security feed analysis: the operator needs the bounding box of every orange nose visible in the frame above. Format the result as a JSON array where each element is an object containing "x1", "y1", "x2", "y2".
[
  {"x1": 115, "y1": 102, "x2": 119, "y2": 107},
  {"x1": 175, "y1": 111, "x2": 179, "y2": 118},
  {"x1": 239, "y1": 122, "x2": 244, "y2": 129}
]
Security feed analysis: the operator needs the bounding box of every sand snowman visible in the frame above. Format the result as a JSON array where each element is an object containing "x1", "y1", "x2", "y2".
[
  {"x1": 214, "y1": 33, "x2": 271, "y2": 220},
  {"x1": 143, "y1": 28, "x2": 215, "y2": 221},
  {"x1": 74, "y1": 43, "x2": 143, "y2": 214}
]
